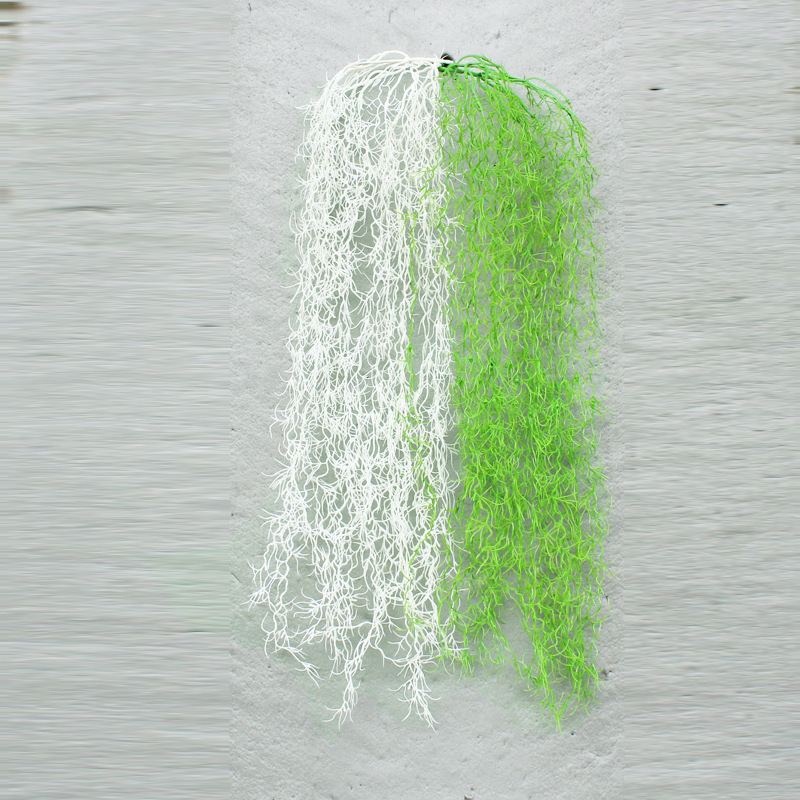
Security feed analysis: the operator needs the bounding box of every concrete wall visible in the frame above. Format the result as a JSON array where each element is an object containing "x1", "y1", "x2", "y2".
[
  {"x1": 231, "y1": 3, "x2": 623, "y2": 799},
  {"x1": 624, "y1": 2, "x2": 799, "y2": 797},
  {"x1": 5, "y1": 1, "x2": 797, "y2": 798},
  {"x1": 4, "y1": 2, "x2": 229, "y2": 798}
]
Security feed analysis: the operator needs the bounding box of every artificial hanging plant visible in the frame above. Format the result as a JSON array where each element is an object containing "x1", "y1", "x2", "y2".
[{"x1": 250, "y1": 51, "x2": 606, "y2": 726}]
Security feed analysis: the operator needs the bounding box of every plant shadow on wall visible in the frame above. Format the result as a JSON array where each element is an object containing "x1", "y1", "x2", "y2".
[{"x1": 247, "y1": 52, "x2": 607, "y2": 730}]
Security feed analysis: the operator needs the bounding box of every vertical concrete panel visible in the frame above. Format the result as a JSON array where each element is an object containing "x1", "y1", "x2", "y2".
[
  {"x1": 624, "y1": 2, "x2": 799, "y2": 797},
  {"x1": 3, "y1": 2, "x2": 229, "y2": 797},
  {"x1": 232, "y1": 2, "x2": 623, "y2": 798}
]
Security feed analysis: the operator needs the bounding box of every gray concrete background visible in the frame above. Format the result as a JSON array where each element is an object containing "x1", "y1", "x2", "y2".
[
  {"x1": 624, "y1": 2, "x2": 799, "y2": 797},
  {"x1": 232, "y1": 2, "x2": 623, "y2": 799},
  {"x1": 3, "y1": 2, "x2": 229, "y2": 798},
  {"x1": 4, "y1": 1, "x2": 797, "y2": 798}
]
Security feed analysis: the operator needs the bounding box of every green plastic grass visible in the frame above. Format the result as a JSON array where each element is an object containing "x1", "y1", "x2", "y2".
[{"x1": 435, "y1": 56, "x2": 606, "y2": 721}]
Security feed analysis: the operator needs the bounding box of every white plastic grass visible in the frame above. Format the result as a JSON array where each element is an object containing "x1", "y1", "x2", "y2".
[{"x1": 249, "y1": 52, "x2": 457, "y2": 725}]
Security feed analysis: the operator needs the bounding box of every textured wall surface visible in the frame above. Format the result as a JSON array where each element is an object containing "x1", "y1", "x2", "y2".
[
  {"x1": 6, "y1": 1, "x2": 796, "y2": 798},
  {"x1": 624, "y1": 2, "x2": 799, "y2": 797},
  {"x1": 3, "y1": 2, "x2": 229, "y2": 798},
  {"x1": 232, "y1": 2, "x2": 623, "y2": 799}
]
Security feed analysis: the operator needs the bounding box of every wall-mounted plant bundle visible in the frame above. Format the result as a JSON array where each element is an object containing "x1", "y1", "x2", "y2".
[{"x1": 250, "y1": 51, "x2": 605, "y2": 726}]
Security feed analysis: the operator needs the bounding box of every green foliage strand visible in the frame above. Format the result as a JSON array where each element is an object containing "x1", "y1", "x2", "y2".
[{"x1": 436, "y1": 56, "x2": 606, "y2": 722}]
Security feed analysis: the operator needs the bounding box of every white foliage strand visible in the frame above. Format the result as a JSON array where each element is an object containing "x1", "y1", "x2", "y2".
[{"x1": 250, "y1": 52, "x2": 457, "y2": 725}]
